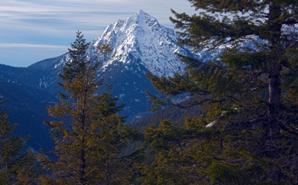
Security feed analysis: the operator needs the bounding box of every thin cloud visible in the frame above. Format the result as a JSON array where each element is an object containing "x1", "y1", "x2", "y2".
[{"x1": 0, "y1": 43, "x2": 68, "y2": 49}]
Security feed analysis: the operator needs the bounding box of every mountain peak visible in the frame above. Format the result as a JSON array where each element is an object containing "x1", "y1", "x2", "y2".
[
  {"x1": 92, "y1": 11, "x2": 188, "y2": 77},
  {"x1": 136, "y1": 9, "x2": 148, "y2": 18},
  {"x1": 134, "y1": 9, "x2": 157, "y2": 23},
  {"x1": 122, "y1": 9, "x2": 160, "y2": 30},
  {"x1": 137, "y1": 9, "x2": 146, "y2": 15}
]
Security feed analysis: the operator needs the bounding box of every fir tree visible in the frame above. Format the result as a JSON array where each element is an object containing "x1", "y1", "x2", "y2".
[
  {"x1": 15, "y1": 150, "x2": 40, "y2": 185},
  {"x1": 0, "y1": 112, "x2": 23, "y2": 184},
  {"x1": 38, "y1": 31, "x2": 134, "y2": 185},
  {"x1": 97, "y1": 44, "x2": 112, "y2": 56},
  {"x1": 0, "y1": 112, "x2": 39, "y2": 185}
]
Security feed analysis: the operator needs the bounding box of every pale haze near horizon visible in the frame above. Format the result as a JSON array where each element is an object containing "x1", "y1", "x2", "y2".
[{"x1": 0, "y1": 0, "x2": 193, "y2": 67}]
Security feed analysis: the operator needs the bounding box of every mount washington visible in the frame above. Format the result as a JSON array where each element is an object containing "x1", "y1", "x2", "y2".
[{"x1": 0, "y1": 10, "x2": 194, "y2": 149}]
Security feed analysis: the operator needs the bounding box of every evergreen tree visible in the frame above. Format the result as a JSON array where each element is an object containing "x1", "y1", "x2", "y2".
[
  {"x1": 16, "y1": 150, "x2": 40, "y2": 185},
  {"x1": 38, "y1": 31, "x2": 134, "y2": 185},
  {"x1": 0, "y1": 112, "x2": 23, "y2": 184},
  {"x1": 97, "y1": 44, "x2": 112, "y2": 56},
  {"x1": 97, "y1": 43, "x2": 113, "y2": 64},
  {"x1": 146, "y1": 1, "x2": 298, "y2": 184},
  {"x1": 169, "y1": 0, "x2": 298, "y2": 137},
  {"x1": 0, "y1": 112, "x2": 39, "y2": 185}
]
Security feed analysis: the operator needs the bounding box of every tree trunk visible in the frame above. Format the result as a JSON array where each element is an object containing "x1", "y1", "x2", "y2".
[
  {"x1": 79, "y1": 115, "x2": 87, "y2": 185},
  {"x1": 268, "y1": 63, "x2": 281, "y2": 136},
  {"x1": 79, "y1": 146, "x2": 87, "y2": 185},
  {"x1": 79, "y1": 87, "x2": 88, "y2": 185},
  {"x1": 266, "y1": 1, "x2": 283, "y2": 183},
  {"x1": 267, "y1": 1, "x2": 282, "y2": 138},
  {"x1": 105, "y1": 160, "x2": 112, "y2": 185}
]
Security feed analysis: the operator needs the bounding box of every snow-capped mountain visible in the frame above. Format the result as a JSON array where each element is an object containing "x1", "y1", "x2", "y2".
[
  {"x1": 47, "y1": 10, "x2": 188, "y2": 77},
  {"x1": 91, "y1": 10, "x2": 187, "y2": 77},
  {"x1": 48, "y1": 10, "x2": 188, "y2": 77}
]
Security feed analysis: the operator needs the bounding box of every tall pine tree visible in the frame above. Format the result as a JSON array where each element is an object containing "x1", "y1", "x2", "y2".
[
  {"x1": 38, "y1": 31, "x2": 134, "y2": 185},
  {"x1": 168, "y1": 0, "x2": 298, "y2": 138}
]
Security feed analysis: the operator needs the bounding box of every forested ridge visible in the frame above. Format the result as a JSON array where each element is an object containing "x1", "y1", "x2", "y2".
[{"x1": 0, "y1": 0, "x2": 297, "y2": 184}]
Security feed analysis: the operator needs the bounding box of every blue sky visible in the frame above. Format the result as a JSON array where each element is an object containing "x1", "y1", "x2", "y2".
[{"x1": 0, "y1": 0, "x2": 193, "y2": 67}]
